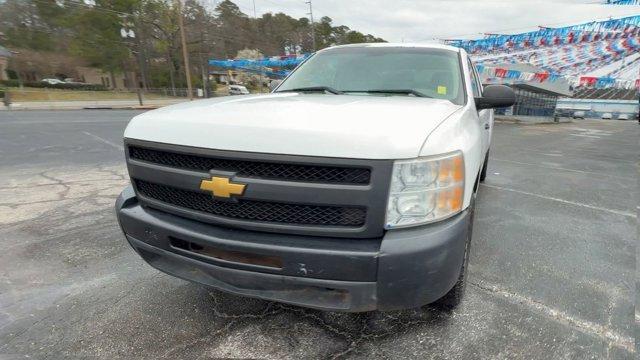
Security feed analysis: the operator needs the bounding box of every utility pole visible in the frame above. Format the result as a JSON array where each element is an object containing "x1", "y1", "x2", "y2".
[
  {"x1": 306, "y1": 0, "x2": 316, "y2": 51},
  {"x1": 175, "y1": 0, "x2": 193, "y2": 100},
  {"x1": 252, "y1": 0, "x2": 257, "y2": 18},
  {"x1": 121, "y1": 27, "x2": 143, "y2": 106},
  {"x1": 132, "y1": 5, "x2": 148, "y2": 91}
]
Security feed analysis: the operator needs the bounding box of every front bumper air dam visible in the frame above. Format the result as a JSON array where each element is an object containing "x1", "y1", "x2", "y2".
[{"x1": 116, "y1": 185, "x2": 470, "y2": 312}]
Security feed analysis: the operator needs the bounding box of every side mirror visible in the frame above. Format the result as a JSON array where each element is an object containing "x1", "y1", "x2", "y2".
[
  {"x1": 474, "y1": 85, "x2": 516, "y2": 110},
  {"x1": 269, "y1": 80, "x2": 282, "y2": 92}
]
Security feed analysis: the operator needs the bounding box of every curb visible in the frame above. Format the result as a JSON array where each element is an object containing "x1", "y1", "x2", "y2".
[
  {"x1": 495, "y1": 116, "x2": 573, "y2": 125},
  {"x1": 82, "y1": 105, "x2": 160, "y2": 110},
  {"x1": 1, "y1": 105, "x2": 162, "y2": 111}
]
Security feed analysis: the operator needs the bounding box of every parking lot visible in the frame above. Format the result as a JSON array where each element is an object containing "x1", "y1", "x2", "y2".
[{"x1": 0, "y1": 110, "x2": 636, "y2": 359}]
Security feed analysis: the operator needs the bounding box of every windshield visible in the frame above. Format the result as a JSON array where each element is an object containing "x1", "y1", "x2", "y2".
[{"x1": 277, "y1": 46, "x2": 465, "y2": 104}]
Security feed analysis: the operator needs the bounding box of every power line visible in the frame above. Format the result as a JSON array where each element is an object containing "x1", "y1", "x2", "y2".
[
  {"x1": 31, "y1": 0, "x2": 133, "y2": 17},
  {"x1": 214, "y1": 0, "x2": 254, "y2": 15},
  {"x1": 255, "y1": 0, "x2": 307, "y2": 13},
  {"x1": 33, "y1": 0, "x2": 265, "y2": 45},
  {"x1": 12, "y1": 21, "x2": 263, "y2": 49},
  {"x1": 22, "y1": 0, "x2": 321, "y2": 52},
  {"x1": 10, "y1": 24, "x2": 134, "y2": 47}
]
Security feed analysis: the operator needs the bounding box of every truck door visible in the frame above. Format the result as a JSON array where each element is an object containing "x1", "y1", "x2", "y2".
[{"x1": 468, "y1": 59, "x2": 492, "y2": 155}]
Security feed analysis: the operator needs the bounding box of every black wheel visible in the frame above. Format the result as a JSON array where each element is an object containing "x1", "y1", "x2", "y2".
[
  {"x1": 479, "y1": 151, "x2": 489, "y2": 182},
  {"x1": 434, "y1": 193, "x2": 475, "y2": 310}
]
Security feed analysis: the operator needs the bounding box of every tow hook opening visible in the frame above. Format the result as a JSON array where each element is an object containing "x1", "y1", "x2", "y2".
[{"x1": 169, "y1": 236, "x2": 283, "y2": 269}]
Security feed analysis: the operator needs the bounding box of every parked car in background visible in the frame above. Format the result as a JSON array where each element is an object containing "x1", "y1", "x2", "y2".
[
  {"x1": 572, "y1": 111, "x2": 585, "y2": 119},
  {"x1": 601, "y1": 113, "x2": 612, "y2": 119},
  {"x1": 63, "y1": 78, "x2": 83, "y2": 85},
  {"x1": 617, "y1": 114, "x2": 629, "y2": 120},
  {"x1": 229, "y1": 85, "x2": 250, "y2": 95},
  {"x1": 41, "y1": 78, "x2": 65, "y2": 85}
]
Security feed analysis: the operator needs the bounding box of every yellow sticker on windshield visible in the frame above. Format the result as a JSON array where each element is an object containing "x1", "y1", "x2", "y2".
[{"x1": 437, "y1": 86, "x2": 447, "y2": 95}]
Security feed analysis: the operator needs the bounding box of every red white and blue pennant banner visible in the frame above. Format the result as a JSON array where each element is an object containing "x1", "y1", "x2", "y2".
[
  {"x1": 446, "y1": 15, "x2": 640, "y2": 54},
  {"x1": 474, "y1": 36, "x2": 640, "y2": 76},
  {"x1": 475, "y1": 65, "x2": 559, "y2": 83},
  {"x1": 576, "y1": 76, "x2": 639, "y2": 89},
  {"x1": 606, "y1": 0, "x2": 640, "y2": 5}
]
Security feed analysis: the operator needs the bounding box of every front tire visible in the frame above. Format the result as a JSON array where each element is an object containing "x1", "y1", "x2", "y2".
[{"x1": 434, "y1": 193, "x2": 475, "y2": 310}]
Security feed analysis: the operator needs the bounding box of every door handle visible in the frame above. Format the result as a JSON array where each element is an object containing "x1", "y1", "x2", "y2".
[{"x1": 484, "y1": 123, "x2": 490, "y2": 130}]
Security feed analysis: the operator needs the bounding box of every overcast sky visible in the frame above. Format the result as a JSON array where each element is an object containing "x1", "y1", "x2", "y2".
[{"x1": 219, "y1": 0, "x2": 639, "y2": 42}]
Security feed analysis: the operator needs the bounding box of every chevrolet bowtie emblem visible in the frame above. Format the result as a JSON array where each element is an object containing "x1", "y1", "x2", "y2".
[{"x1": 200, "y1": 176, "x2": 246, "y2": 198}]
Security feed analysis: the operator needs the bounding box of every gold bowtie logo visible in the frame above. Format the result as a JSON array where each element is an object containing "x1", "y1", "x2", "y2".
[{"x1": 200, "y1": 176, "x2": 246, "y2": 198}]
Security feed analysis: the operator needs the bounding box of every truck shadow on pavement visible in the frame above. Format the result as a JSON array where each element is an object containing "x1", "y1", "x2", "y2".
[{"x1": 192, "y1": 285, "x2": 453, "y2": 359}]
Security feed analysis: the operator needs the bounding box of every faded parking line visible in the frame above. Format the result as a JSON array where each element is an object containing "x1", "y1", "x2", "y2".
[
  {"x1": 481, "y1": 184, "x2": 636, "y2": 218},
  {"x1": 82, "y1": 131, "x2": 124, "y2": 151},
  {"x1": 496, "y1": 146, "x2": 638, "y2": 164},
  {"x1": 0, "y1": 119, "x2": 131, "y2": 125},
  {"x1": 491, "y1": 158, "x2": 635, "y2": 181},
  {"x1": 471, "y1": 280, "x2": 634, "y2": 353}
]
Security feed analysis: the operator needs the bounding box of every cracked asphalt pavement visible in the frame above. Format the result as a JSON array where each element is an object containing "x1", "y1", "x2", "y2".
[{"x1": 0, "y1": 110, "x2": 637, "y2": 359}]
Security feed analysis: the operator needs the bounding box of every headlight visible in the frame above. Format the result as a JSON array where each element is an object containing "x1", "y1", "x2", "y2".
[{"x1": 385, "y1": 151, "x2": 464, "y2": 229}]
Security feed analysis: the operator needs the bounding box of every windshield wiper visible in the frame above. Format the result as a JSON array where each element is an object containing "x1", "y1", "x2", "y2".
[
  {"x1": 343, "y1": 89, "x2": 431, "y2": 98},
  {"x1": 278, "y1": 86, "x2": 343, "y2": 95}
]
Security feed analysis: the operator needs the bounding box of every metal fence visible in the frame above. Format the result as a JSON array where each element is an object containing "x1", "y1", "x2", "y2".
[{"x1": 510, "y1": 88, "x2": 558, "y2": 117}]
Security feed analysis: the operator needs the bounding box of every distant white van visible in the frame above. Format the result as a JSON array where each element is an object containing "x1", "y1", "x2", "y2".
[
  {"x1": 229, "y1": 85, "x2": 250, "y2": 95},
  {"x1": 601, "y1": 113, "x2": 613, "y2": 120}
]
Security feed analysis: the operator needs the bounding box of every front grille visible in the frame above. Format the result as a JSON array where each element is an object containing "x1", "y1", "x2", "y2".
[
  {"x1": 135, "y1": 179, "x2": 367, "y2": 227},
  {"x1": 129, "y1": 146, "x2": 371, "y2": 185}
]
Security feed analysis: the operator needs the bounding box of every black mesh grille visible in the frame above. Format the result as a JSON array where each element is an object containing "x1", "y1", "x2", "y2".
[
  {"x1": 135, "y1": 180, "x2": 366, "y2": 227},
  {"x1": 129, "y1": 146, "x2": 371, "y2": 185}
]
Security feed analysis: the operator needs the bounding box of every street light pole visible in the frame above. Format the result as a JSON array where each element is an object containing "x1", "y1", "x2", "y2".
[
  {"x1": 175, "y1": 0, "x2": 193, "y2": 100},
  {"x1": 121, "y1": 28, "x2": 143, "y2": 106}
]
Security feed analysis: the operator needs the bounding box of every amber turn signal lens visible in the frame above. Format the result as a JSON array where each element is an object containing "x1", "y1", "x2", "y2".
[
  {"x1": 438, "y1": 154, "x2": 465, "y2": 184},
  {"x1": 437, "y1": 187, "x2": 463, "y2": 212}
]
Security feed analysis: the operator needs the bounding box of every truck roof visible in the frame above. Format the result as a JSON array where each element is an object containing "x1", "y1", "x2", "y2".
[{"x1": 323, "y1": 42, "x2": 462, "y2": 53}]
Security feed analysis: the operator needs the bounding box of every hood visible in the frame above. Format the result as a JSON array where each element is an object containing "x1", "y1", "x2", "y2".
[{"x1": 124, "y1": 93, "x2": 462, "y2": 159}]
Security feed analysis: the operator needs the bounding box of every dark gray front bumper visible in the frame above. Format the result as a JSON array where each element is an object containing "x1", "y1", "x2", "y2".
[{"x1": 116, "y1": 185, "x2": 470, "y2": 312}]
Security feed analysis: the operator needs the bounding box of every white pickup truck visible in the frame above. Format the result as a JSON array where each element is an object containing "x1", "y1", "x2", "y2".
[{"x1": 116, "y1": 43, "x2": 515, "y2": 312}]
